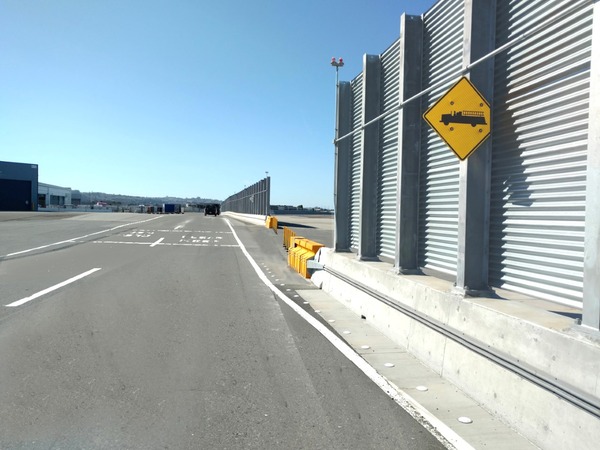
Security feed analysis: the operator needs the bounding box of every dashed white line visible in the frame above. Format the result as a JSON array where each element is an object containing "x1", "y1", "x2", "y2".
[{"x1": 5, "y1": 268, "x2": 102, "y2": 307}]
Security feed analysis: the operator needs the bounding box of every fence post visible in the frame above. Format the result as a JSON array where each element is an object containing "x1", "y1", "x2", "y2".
[
  {"x1": 582, "y1": 1, "x2": 600, "y2": 331},
  {"x1": 334, "y1": 81, "x2": 352, "y2": 251},
  {"x1": 357, "y1": 54, "x2": 381, "y2": 260},
  {"x1": 395, "y1": 14, "x2": 423, "y2": 274},
  {"x1": 454, "y1": 0, "x2": 496, "y2": 295}
]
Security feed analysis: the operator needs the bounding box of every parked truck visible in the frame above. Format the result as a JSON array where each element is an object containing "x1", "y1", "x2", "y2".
[{"x1": 163, "y1": 203, "x2": 182, "y2": 214}]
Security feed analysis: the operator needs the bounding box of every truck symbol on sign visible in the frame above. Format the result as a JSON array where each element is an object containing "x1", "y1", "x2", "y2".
[{"x1": 440, "y1": 110, "x2": 486, "y2": 127}]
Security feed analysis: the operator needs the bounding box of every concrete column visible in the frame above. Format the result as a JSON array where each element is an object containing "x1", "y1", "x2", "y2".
[
  {"x1": 395, "y1": 14, "x2": 423, "y2": 274},
  {"x1": 358, "y1": 54, "x2": 381, "y2": 260},
  {"x1": 582, "y1": 1, "x2": 600, "y2": 331},
  {"x1": 455, "y1": 0, "x2": 496, "y2": 294},
  {"x1": 334, "y1": 81, "x2": 352, "y2": 251}
]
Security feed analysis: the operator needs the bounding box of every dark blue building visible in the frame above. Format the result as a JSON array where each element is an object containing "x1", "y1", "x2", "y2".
[{"x1": 0, "y1": 161, "x2": 38, "y2": 211}]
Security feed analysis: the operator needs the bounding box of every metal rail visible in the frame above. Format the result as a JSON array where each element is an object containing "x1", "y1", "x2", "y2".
[{"x1": 324, "y1": 265, "x2": 600, "y2": 420}]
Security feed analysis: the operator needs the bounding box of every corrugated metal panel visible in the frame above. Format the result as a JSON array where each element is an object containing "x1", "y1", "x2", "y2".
[
  {"x1": 418, "y1": 0, "x2": 464, "y2": 275},
  {"x1": 350, "y1": 73, "x2": 364, "y2": 250},
  {"x1": 377, "y1": 40, "x2": 400, "y2": 260},
  {"x1": 490, "y1": 0, "x2": 592, "y2": 304}
]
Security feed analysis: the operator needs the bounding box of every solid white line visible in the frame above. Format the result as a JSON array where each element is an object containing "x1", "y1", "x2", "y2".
[
  {"x1": 92, "y1": 241, "x2": 152, "y2": 245},
  {"x1": 5, "y1": 268, "x2": 102, "y2": 307},
  {"x1": 4, "y1": 216, "x2": 163, "y2": 258},
  {"x1": 224, "y1": 218, "x2": 474, "y2": 450},
  {"x1": 150, "y1": 237, "x2": 164, "y2": 247}
]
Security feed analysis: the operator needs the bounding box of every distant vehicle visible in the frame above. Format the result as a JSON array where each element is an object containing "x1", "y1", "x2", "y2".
[
  {"x1": 204, "y1": 204, "x2": 220, "y2": 216},
  {"x1": 163, "y1": 203, "x2": 182, "y2": 214},
  {"x1": 440, "y1": 110, "x2": 486, "y2": 127}
]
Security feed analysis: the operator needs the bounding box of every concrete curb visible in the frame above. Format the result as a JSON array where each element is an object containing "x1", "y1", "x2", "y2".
[{"x1": 312, "y1": 248, "x2": 600, "y2": 450}]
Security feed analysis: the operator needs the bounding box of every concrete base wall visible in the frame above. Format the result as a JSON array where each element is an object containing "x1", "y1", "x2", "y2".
[
  {"x1": 312, "y1": 248, "x2": 600, "y2": 450},
  {"x1": 221, "y1": 212, "x2": 266, "y2": 227}
]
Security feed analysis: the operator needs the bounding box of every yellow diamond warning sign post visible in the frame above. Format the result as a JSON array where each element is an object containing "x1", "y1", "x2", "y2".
[{"x1": 423, "y1": 77, "x2": 491, "y2": 160}]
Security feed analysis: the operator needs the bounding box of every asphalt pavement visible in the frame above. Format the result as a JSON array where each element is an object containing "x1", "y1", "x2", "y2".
[{"x1": 0, "y1": 212, "x2": 445, "y2": 449}]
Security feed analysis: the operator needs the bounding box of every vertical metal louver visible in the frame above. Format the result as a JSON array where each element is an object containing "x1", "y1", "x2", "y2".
[
  {"x1": 490, "y1": 0, "x2": 592, "y2": 305},
  {"x1": 418, "y1": 0, "x2": 464, "y2": 275},
  {"x1": 377, "y1": 40, "x2": 401, "y2": 261},
  {"x1": 349, "y1": 73, "x2": 364, "y2": 250}
]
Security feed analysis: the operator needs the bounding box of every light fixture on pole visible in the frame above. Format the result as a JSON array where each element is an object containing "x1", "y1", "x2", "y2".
[{"x1": 330, "y1": 57, "x2": 344, "y2": 88}]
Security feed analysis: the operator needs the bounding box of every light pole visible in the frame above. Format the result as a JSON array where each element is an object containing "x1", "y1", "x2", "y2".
[
  {"x1": 331, "y1": 57, "x2": 344, "y2": 141},
  {"x1": 331, "y1": 57, "x2": 345, "y2": 247}
]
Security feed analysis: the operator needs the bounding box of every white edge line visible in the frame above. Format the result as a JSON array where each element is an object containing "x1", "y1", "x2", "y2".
[
  {"x1": 6, "y1": 268, "x2": 102, "y2": 307},
  {"x1": 224, "y1": 218, "x2": 474, "y2": 450}
]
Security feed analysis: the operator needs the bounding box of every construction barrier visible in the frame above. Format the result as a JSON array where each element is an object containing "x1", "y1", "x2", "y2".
[
  {"x1": 265, "y1": 216, "x2": 278, "y2": 233},
  {"x1": 283, "y1": 228, "x2": 323, "y2": 278},
  {"x1": 283, "y1": 226, "x2": 296, "y2": 250}
]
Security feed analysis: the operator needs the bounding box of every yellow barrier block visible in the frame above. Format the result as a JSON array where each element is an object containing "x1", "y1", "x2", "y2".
[
  {"x1": 283, "y1": 227, "x2": 297, "y2": 250},
  {"x1": 284, "y1": 236, "x2": 324, "y2": 278},
  {"x1": 282, "y1": 232, "x2": 325, "y2": 278},
  {"x1": 290, "y1": 239, "x2": 303, "y2": 267},
  {"x1": 288, "y1": 246, "x2": 297, "y2": 267},
  {"x1": 288, "y1": 237, "x2": 304, "y2": 267},
  {"x1": 303, "y1": 240, "x2": 323, "y2": 253},
  {"x1": 289, "y1": 246, "x2": 308, "y2": 272},
  {"x1": 265, "y1": 216, "x2": 279, "y2": 233},
  {"x1": 299, "y1": 251, "x2": 314, "y2": 278},
  {"x1": 295, "y1": 248, "x2": 311, "y2": 272}
]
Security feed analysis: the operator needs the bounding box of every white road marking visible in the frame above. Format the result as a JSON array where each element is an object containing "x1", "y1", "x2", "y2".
[
  {"x1": 4, "y1": 216, "x2": 163, "y2": 258},
  {"x1": 137, "y1": 229, "x2": 231, "y2": 234},
  {"x1": 174, "y1": 219, "x2": 192, "y2": 231},
  {"x1": 224, "y1": 218, "x2": 474, "y2": 450},
  {"x1": 93, "y1": 241, "x2": 151, "y2": 245},
  {"x1": 91, "y1": 241, "x2": 238, "y2": 248},
  {"x1": 5, "y1": 268, "x2": 102, "y2": 307},
  {"x1": 123, "y1": 231, "x2": 154, "y2": 238},
  {"x1": 150, "y1": 237, "x2": 165, "y2": 247}
]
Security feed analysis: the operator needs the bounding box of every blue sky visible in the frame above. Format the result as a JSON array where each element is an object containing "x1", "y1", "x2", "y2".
[{"x1": 1, "y1": 0, "x2": 434, "y2": 208}]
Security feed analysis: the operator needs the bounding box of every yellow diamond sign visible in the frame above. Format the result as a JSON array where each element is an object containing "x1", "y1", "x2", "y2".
[{"x1": 423, "y1": 77, "x2": 491, "y2": 160}]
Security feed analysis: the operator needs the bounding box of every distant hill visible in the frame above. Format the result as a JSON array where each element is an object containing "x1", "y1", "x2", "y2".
[{"x1": 77, "y1": 191, "x2": 221, "y2": 206}]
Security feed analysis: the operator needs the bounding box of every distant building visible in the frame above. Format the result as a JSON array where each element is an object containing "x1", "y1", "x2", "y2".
[
  {"x1": 71, "y1": 190, "x2": 82, "y2": 206},
  {"x1": 0, "y1": 160, "x2": 38, "y2": 211},
  {"x1": 38, "y1": 183, "x2": 72, "y2": 209}
]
